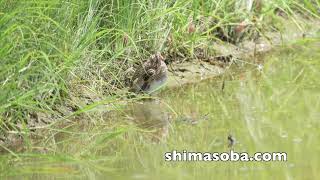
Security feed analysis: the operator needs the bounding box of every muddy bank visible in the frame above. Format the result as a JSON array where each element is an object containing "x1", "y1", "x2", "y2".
[{"x1": 165, "y1": 18, "x2": 319, "y2": 88}]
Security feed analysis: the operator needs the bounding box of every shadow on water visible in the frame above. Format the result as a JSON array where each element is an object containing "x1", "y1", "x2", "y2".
[{"x1": 126, "y1": 98, "x2": 170, "y2": 141}]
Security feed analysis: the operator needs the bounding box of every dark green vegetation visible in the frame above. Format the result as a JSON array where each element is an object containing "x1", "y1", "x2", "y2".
[{"x1": 0, "y1": 0, "x2": 320, "y2": 179}]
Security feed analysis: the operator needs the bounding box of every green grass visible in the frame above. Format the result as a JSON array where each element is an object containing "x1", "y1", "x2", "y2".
[{"x1": 0, "y1": 0, "x2": 320, "y2": 179}]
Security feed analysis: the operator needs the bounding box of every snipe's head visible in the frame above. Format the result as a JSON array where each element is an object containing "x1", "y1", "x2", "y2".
[
  {"x1": 149, "y1": 52, "x2": 164, "y2": 68},
  {"x1": 155, "y1": 52, "x2": 164, "y2": 61}
]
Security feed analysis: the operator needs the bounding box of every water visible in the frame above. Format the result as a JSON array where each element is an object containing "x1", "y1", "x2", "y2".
[{"x1": 0, "y1": 39, "x2": 319, "y2": 179}]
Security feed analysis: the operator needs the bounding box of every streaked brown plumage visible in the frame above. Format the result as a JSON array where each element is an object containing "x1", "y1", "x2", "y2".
[{"x1": 131, "y1": 52, "x2": 168, "y2": 93}]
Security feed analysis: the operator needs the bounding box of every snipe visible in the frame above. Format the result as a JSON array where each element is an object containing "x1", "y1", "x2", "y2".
[{"x1": 130, "y1": 52, "x2": 168, "y2": 94}]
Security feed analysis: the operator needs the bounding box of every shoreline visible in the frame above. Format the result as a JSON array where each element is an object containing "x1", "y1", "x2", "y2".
[{"x1": 1, "y1": 16, "x2": 319, "y2": 150}]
